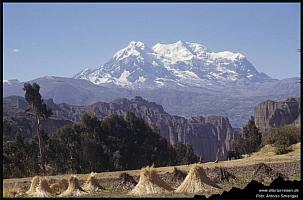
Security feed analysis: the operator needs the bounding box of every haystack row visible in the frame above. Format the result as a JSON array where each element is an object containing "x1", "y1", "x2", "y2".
[
  {"x1": 23, "y1": 172, "x2": 104, "y2": 197},
  {"x1": 17, "y1": 164, "x2": 235, "y2": 197}
]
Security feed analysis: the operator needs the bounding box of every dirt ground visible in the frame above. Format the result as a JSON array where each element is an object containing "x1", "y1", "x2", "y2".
[{"x1": 3, "y1": 143, "x2": 301, "y2": 198}]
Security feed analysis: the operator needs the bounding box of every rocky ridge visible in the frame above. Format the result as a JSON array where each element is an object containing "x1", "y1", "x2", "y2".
[{"x1": 3, "y1": 95, "x2": 236, "y2": 162}]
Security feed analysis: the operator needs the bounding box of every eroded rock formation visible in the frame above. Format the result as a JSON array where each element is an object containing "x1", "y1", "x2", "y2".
[{"x1": 254, "y1": 97, "x2": 300, "y2": 133}]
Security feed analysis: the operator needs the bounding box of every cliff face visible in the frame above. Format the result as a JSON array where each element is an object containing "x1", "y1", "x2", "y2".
[
  {"x1": 254, "y1": 97, "x2": 300, "y2": 133},
  {"x1": 82, "y1": 96, "x2": 236, "y2": 161},
  {"x1": 3, "y1": 96, "x2": 73, "y2": 139},
  {"x1": 3, "y1": 96, "x2": 235, "y2": 162}
]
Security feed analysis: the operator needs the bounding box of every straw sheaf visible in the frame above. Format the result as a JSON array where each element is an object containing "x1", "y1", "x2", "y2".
[
  {"x1": 129, "y1": 166, "x2": 173, "y2": 196},
  {"x1": 25, "y1": 176, "x2": 41, "y2": 195},
  {"x1": 175, "y1": 164, "x2": 221, "y2": 193},
  {"x1": 31, "y1": 178, "x2": 54, "y2": 197},
  {"x1": 59, "y1": 175, "x2": 88, "y2": 197},
  {"x1": 83, "y1": 172, "x2": 104, "y2": 192}
]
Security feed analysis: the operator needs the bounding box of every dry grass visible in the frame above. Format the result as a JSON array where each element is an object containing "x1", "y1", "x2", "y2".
[
  {"x1": 59, "y1": 175, "x2": 88, "y2": 197},
  {"x1": 2, "y1": 143, "x2": 300, "y2": 198},
  {"x1": 252, "y1": 163, "x2": 285, "y2": 183},
  {"x1": 25, "y1": 176, "x2": 41, "y2": 195},
  {"x1": 197, "y1": 143, "x2": 301, "y2": 170},
  {"x1": 30, "y1": 178, "x2": 54, "y2": 197},
  {"x1": 83, "y1": 172, "x2": 104, "y2": 192},
  {"x1": 3, "y1": 188, "x2": 24, "y2": 198},
  {"x1": 129, "y1": 166, "x2": 173, "y2": 196},
  {"x1": 49, "y1": 178, "x2": 68, "y2": 195},
  {"x1": 175, "y1": 164, "x2": 220, "y2": 194}
]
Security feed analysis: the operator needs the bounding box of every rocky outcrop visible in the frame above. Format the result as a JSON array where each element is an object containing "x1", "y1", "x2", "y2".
[
  {"x1": 3, "y1": 96, "x2": 236, "y2": 162},
  {"x1": 83, "y1": 96, "x2": 236, "y2": 161},
  {"x1": 3, "y1": 96, "x2": 73, "y2": 139},
  {"x1": 254, "y1": 97, "x2": 300, "y2": 133}
]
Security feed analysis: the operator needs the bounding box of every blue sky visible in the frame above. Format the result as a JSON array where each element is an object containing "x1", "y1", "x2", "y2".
[{"x1": 3, "y1": 3, "x2": 300, "y2": 81}]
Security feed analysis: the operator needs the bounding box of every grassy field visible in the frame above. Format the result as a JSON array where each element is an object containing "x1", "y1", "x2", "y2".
[{"x1": 3, "y1": 143, "x2": 301, "y2": 198}]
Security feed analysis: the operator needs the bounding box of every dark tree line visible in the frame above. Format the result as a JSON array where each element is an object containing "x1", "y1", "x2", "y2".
[
  {"x1": 3, "y1": 83, "x2": 199, "y2": 178},
  {"x1": 3, "y1": 112, "x2": 199, "y2": 178}
]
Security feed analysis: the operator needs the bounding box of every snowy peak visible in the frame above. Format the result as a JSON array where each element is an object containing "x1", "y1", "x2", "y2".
[
  {"x1": 209, "y1": 51, "x2": 245, "y2": 61},
  {"x1": 73, "y1": 67, "x2": 93, "y2": 78},
  {"x1": 152, "y1": 41, "x2": 194, "y2": 61},
  {"x1": 74, "y1": 40, "x2": 271, "y2": 88},
  {"x1": 113, "y1": 40, "x2": 150, "y2": 61},
  {"x1": 152, "y1": 41, "x2": 208, "y2": 60},
  {"x1": 128, "y1": 40, "x2": 146, "y2": 49}
]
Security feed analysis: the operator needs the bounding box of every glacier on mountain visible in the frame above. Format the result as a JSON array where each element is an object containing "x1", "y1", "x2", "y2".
[{"x1": 73, "y1": 40, "x2": 271, "y2": 89}]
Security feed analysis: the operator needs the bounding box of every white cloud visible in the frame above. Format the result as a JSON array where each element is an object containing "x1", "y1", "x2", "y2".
[{"x1": 12, "y1": 49, "x2": 20, "y2": 53}]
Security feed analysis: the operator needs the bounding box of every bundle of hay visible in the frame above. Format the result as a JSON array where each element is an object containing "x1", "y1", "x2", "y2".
[
  {"x1": 59, "y1": 175, "x2": 88, "y2": 197},
  {"x1": 129, "y1": 166, "x2": 173, "y2": 196},
  {"x1": 175, "y1": 164, "x2": 221, "y2": 193},
  {"x1": 6, "y1": 183, "x2": 28, "y2": 197},
  {"x1": 30, "y1": 178, "x2": 54, "y2": 197},
  {"x1": 115, "y1": 172, "x2": 137, "y2": 191},
  {"x1": 252, "y1": 163, "x2": 284, "y2": 183},
  {"x1": 208, "y1": 167, "x2": 236, "y2": 183},
  {"x1": 83, "y1": 172, "x2": 104, "y2": 192},
  {"x1": 25, "y1": 176, "x2": 41, "y2": 195},
  {"x1": 50, "y1": 178, "x2": 68, "y2": 195},
  {"x1": 3, "y1": 188, "x2": 24, "y2": 198}
]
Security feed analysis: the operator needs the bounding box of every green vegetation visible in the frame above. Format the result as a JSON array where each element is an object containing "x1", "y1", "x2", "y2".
[
  {"x1": 262, "y1": 125, "x2": 300, "y2": 154},
  {"x1": 3, "y1": 104, "x2": 199, "y2": 179},
  {"x1": 173, "y1": 143, "x2": 200, "y2": 165},
  {"x1": 3, "y1": 133, "x2": 41, "y2": 178},
  {"x1": 234, "y1": 116, "x2": 262, "y2": 155}
]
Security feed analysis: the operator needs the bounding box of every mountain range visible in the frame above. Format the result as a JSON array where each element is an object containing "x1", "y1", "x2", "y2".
[
  {"x1": 74, "y1": 40, "x2": 271, "y2": 89},
  {"x1": 3, "y1": 41, "x2": 300, "y2": 127}
]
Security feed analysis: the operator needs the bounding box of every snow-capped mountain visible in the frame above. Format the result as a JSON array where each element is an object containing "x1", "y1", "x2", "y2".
[{"x1": 74, "y1": 40, "x2": 271, "y2": 89}]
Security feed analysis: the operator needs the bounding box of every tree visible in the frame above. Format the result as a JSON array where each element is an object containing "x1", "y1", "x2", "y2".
[
  {"x1": 3, "y1": 119, "x2": 12, "y2": 141},
  {"x1": 173, "y1": 143, "x2": 199, "y2": 165},
  {"x1": 234, "y1": 116, "x2": 262, "y2": 155},
  {"x1": 23, "y1": 82, "x2": 52, "y2": 175},
  {"x1": 48, "y1": 126, "x2": 82, "y2": 174}
]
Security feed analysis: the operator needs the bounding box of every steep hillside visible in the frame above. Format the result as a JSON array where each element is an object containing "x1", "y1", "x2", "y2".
[{"x1": 3, "y1": 95, "x2": 235, "y2": 162}]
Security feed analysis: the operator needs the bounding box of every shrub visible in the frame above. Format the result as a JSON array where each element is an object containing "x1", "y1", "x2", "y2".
[
  {"x1": 263, "y1": 126, "x2": 300, "y2": 146},
  {"x1": 263, "y1": 125, "x2": 300, "y2": 155},
  {"x1": 274, "y1": 145, "x2": 290, "y2": 155}
]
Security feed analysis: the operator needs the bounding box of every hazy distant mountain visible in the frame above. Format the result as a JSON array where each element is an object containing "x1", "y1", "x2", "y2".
[
  {"x1": 3, "y1": 41, "x2": 300, "y2": 127},
  {"x1": 3, "y1": 76, "x2": 133, "y2": 105},
  {"x1": 3, "y1": 79, "x2": 20, "y2": 87},
  {"x1": 3, "y1": 76, "x2": 299, "y2": 128}
]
